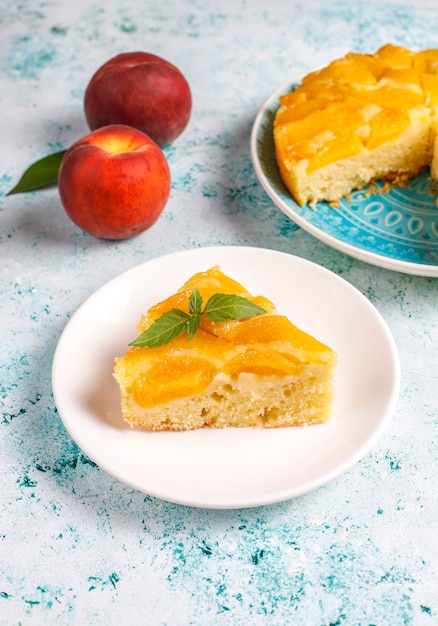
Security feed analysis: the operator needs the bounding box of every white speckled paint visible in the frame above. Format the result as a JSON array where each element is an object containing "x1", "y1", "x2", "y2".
[{"x1": 1, "y1": 1, "x2": 437, "y2": 624}]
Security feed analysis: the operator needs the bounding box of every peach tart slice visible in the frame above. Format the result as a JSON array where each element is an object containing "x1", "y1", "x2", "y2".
[{"x1": 113, "y1": 266, "x2": 337, "y2": 431}]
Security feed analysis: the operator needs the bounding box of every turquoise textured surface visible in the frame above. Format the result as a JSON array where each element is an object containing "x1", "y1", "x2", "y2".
[{"x1": 1, "y1": 1, "x2": 438, "y2": 624}]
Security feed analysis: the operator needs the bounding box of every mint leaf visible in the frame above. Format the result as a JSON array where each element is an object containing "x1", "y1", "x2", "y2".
[
  {"x1": 203, "y1": 293, "x2": 267, "y2": 322},
  {"x1": 188, "y1": 286, "x2": 203, "y2": 316},
  {"x1": 130, "y1": 308, "x2": 190, "y2": 347},
  {"x1": 129, "y1": 288, "x2": 267, "y2": 348},
  {"x1": 7, "y1": 149, "x2": 67, "y2": 195},
  {"x1": 186, "y1": 313, "x2": 202, "y2": 340}
]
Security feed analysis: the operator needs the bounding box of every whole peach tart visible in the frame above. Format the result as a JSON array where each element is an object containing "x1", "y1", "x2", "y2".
[
  {"x1": 113, "y1": 266, "x2": 337, "y2": 431},
  {"x1": 273, "y1": 44, "x2": 438, "y2": 206}
]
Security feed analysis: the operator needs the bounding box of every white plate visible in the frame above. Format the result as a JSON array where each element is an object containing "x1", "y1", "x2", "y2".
[
  {"x1": 251, "y1": 74, "x2": 438, "y2": 276},
  {"x1": 52, "y1": 246, "x2": 400, "y2": 508}
]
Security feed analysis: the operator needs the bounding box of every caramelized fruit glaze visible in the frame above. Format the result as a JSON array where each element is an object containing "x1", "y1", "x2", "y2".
[
  {"x1": 274, "y1": 44, "x2": 438, "y2": 195},
  {"x1": 120, "y1": 266, "x2": 332, "y2": 408}
]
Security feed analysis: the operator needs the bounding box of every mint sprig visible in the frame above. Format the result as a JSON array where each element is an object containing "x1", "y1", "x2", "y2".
[{"x1": 130, "y1": 287, "x2": 267, "y2": 348}]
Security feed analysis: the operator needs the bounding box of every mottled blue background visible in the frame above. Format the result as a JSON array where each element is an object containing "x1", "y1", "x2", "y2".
[{"x1": 1, "y1": 1, "x2": 437, "y2": 624}]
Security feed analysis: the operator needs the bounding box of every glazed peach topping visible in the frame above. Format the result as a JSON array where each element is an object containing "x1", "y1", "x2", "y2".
[
  {"x1": 274, "y1": 44, "x2": 438, "y2": 174},
  {"x1": 121, "y1": 267, "x2": 330, "y2": 408}
]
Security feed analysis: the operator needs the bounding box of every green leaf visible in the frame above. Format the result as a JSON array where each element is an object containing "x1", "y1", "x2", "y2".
[
  {"x1": 188, "y1": 286, "x2": 203, "y2": 316},
  {"x1": 186, "y1": 313, "x2": 202, "y2": 340},
  {"x1": 129, "y1": 288, "x2": 267, "y2": 348},
  {"x1": 129, "y1": 308, "x2": 190, "y2": 348},
  {"x1": 203, "y1": 293, "x2": 267, "y2": 322},
  {"x1": 7, "y1": 149, "x2": 67, "y2": 195}
]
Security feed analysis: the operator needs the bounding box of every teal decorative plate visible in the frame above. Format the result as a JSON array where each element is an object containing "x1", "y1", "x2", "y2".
[{"x1": 251, "y1": 76, "x2": 438, "y2": 277}]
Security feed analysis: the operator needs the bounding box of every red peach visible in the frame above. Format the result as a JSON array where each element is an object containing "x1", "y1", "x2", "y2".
[
  {"x1": 58, "y1": 124, "x2": 171, "y2": 240},
  {"x1": 84, "y1": 51, "x2": 192, "y2": 147}
]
